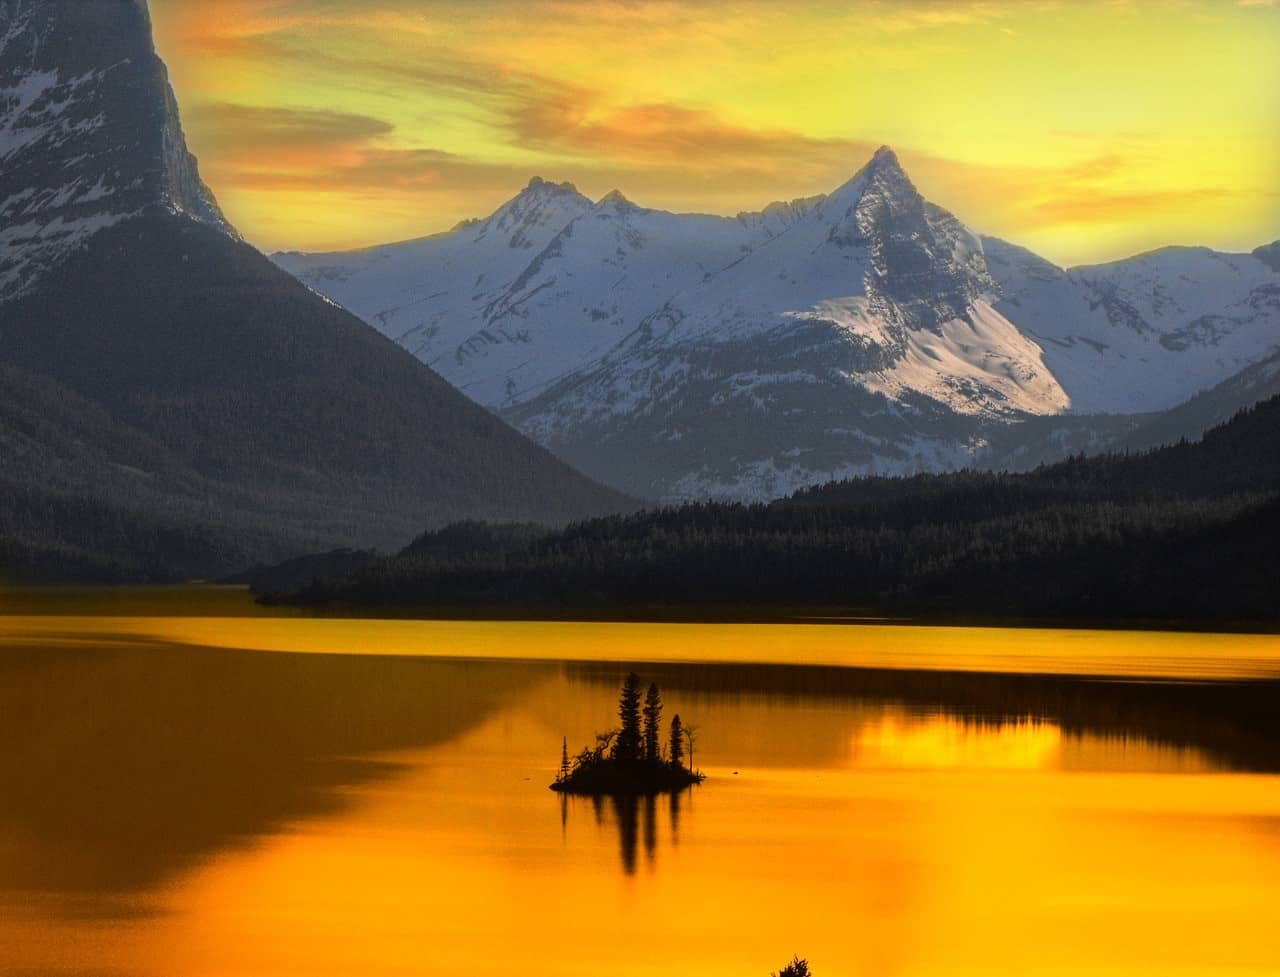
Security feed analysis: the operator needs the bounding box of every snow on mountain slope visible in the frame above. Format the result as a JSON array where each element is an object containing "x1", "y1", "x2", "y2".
[
  {"x1": 615, "y1": 149, "x2": 1066, "y2": 417},
  {"x1": 458, "y1": 191, "x2": 760, "y2": 405},
  {"x1": 274, "y1": 177, "x2": 594, "y2": 397},
  {"x1": 502, "y1": 149, "x2": 1067, "y2": 499},
  {"x1": 0, "y1": 0, "x2": 232, "y2": 303},
  {"x1": 275, "y1": 182, "x2": 803, "y2": 406},
  {"x1": 275, "y1": 143, "x2": 1279, "y2": 502},
  {"x1": 984, "y1": 238, "x2": 1280, "y2": 413},
  {"x1": 1251, "y1": 240, "x2": 1280, "y2": 274}
]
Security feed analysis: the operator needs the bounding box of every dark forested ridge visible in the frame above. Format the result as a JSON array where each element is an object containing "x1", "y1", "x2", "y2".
[
  {"x1": 0, "y1": 216, "x2": 634, "y2": 581},
  {"x1": 266, "y1": 395, "x2": 1280, "y2": 626}
]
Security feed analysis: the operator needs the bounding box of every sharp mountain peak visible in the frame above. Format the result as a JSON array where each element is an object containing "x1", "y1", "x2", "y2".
[{"x1": 0, "y1": 0, "x2": 235, "y2": 302}]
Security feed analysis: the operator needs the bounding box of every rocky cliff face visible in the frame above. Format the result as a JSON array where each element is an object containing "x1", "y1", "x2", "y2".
[{"x1": 0, "y1": 0, "x2": 233, "y2": 302}]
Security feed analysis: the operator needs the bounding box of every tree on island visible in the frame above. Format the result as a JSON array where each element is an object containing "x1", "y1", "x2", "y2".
[
  {"x1": 772, "y1": 957, "x2": 812, "y2": 977},
  {"x1": 643, "y1": 683, "x2": 663, "y2": 762},
  {"x1": 552, "y1": 674, "x2": 704, "y2": 796},
  {"x1": 682, "y1": 722, "x2": 698, "y2": 771},
  {"x1": 612, "y1": 672, "x2": 643, "y2": 763}
]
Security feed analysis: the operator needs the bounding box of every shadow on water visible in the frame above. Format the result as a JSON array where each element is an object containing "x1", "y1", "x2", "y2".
[{"x1": 0, "y1": 639, "x2": 551, "y2": 914}]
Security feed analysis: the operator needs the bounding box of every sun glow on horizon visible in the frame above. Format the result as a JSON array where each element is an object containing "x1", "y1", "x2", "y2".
[{"x1": 150, "y1": 0, "x2": 1280, "y2": 265}]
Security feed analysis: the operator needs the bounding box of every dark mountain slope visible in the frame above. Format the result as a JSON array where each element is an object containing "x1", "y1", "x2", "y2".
[
  {"x1": 0, "y1": 216, "x2": 634, "y2": 579},
  {"x1": 0, "y1": 0, "x2": 632, "y2": 581}
]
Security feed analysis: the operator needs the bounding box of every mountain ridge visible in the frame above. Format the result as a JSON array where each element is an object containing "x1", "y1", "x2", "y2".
[{"x1": 276, "y1": 150, "x2": 1279, "y2": 500}]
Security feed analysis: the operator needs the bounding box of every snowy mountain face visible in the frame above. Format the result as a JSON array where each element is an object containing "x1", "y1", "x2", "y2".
[
  {"x1": 278, "y1": 181, "x2": 782, "y2": 406},
  {"x1": 502, "y1": 148, "x2": 1069, "y2": 498},
  {"x1": 279, "y1": 148, "x2": 1280, "y2": 501},
  {"x1": 1253, "y1": 240, "x2": 1280, "y2": 274},
  {"x1": 276, "y1": 177, "x2": 596, "y2": 404},
  {"x1": 984, "y1": 238, "x2": 1280, "y2": 413},
  {"x1": 0, "y1": 0, "x2": 232, "y2": 304}
]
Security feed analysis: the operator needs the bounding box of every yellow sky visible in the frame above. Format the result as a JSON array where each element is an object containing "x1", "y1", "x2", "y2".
[{"x1": 150, "y1": 0, "x2": 1279, "y2": 266}]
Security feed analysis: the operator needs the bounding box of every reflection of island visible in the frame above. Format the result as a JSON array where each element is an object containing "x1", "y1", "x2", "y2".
[
  {"x1": 560, "y1": 790, "x2": 689, "y2": 874},
  {"x1": 552, "y1": 673, "x2": 704, "y2": 796}
]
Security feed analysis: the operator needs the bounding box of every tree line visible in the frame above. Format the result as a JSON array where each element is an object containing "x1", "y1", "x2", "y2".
[{"x1": 272, "y1": 395, "x2": 1280, "y2": 626}]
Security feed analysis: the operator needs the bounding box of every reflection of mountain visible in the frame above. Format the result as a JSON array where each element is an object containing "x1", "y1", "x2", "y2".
[
  {"x1": 0, "y1": 644, "x2": 548, "y2": 911},
  {"x1": 564, "y1": 661, "x2": 1280, "y2": 775}
]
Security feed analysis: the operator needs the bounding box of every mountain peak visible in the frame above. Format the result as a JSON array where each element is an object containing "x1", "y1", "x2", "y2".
[
  {"x1": 597, "y1": 189, "x2": 637, "y2": 210},
  {"x1": 822, "y1": 144, "x2": 916, "y2": 214},
  {"x1": 870, "y1": 144, "x2": 901, "y2": 166},
  {"x1": 523, "y1": 176, "x2": 581, "y2": 196},
  {"x1": 0, "y1": 0, "x2": 234, "y2": 302},
  {"x1": 862, "y1": 144, "x2": 912, "y2": 185}
]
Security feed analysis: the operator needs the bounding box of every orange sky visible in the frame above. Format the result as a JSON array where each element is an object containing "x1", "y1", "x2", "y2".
[{"x1": 150, "y1": 0, "x2": 1280, "y2": 265}]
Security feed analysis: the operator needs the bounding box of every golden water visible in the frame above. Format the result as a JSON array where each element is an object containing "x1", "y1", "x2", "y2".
[{"x1": 1, "y1": 589, "x2": 1278, "y2": 976}]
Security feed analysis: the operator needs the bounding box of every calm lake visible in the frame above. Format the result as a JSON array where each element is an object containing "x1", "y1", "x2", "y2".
[{"x1": 1, "y1": 587, "x2": 1279, "y2": 977}]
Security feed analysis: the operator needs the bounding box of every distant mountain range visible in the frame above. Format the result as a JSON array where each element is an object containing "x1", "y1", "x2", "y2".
[
  {"x1": 0, "y1": 0, "x2": 630, "y2": 580},
  {"x1": 277, "y1": 153, "x2": 1280, "y2": 501}
]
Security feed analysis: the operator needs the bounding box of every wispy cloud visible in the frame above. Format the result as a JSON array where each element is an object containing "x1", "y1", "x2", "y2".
[{"x1": 151, "y1": 0, "x2": 1280, "y2": 261}]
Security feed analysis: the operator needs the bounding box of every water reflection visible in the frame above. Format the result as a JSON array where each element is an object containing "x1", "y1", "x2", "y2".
[
  {"x1": 564, "y1": 659, "x2": 1280, "y2": 774},
  {"x1": 0, "y1": 639, "x2": 549, "y2": 912},
  {"x1": 1, "y1": 626, "x2": 1279, "y2": 977},
  {"x1": 566, "y1": 790, "x2": 688, "y2": 874}
]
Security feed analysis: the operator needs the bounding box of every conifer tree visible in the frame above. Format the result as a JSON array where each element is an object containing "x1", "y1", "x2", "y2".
[
  {"x1": 772, "y1": 957, "x2": 812, "y2": 977},
  {"x1": 669, "y1": 714, "x2": 685, "y2": 768},
  {"x1": 612, "y1": 672, "x2": 643, "y2": 762},
  {"x1": 642, "y1": 683, "x2": 663, "y2": 762},
  {"x1": 559, "y1": 736, "x2": 571, "y2": 782}
]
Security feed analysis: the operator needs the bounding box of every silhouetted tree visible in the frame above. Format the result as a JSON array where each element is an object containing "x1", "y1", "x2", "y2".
[
  {"x1": 552, "y1": 677, "x2": 704, "y2": 796},
  {"x1": 612, "y1": 673, "x2": 643, "y2": 762},
  {"x1": 683, "y1": 722, "x2": 698, "y2": 771},
  {"x1": 642, "y1": 683, "x2": 663, "y2": 761},
  {"x1": 594, "y1": 729, "x2": 618, "y2": 761},
  {"x1": 669, "y1": 714, "x2": 685, "y2": 768},
  {"x1": 772, "y1": 957, "x2": 812, "y2": 977}
]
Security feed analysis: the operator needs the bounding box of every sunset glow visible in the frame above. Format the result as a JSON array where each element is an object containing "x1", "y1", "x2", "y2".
[{"x1": 149, "y1": 0, "x2": 1280, "y2": 264}]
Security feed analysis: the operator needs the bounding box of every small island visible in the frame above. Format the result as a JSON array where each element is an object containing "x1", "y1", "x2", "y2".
[{"x1": 552, "y1": 672, "x2": 705, "y2": 795}]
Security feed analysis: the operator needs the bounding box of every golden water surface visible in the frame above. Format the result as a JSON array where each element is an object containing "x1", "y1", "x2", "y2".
[{"x1": 1, "y1": 588, "x2": 1278, "y2": 977}]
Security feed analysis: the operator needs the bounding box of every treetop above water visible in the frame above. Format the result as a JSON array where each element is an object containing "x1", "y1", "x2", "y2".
[{"x1": 552, "y1": 673, "x2": 705, "y2": 796}]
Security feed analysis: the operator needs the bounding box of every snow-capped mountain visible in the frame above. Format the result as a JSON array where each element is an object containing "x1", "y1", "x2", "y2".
[
  {"x1": 0, "y1": 0, "x2": 632, "y2": 578},
  {"x1": 278, "y1": 149, "x2": 1280, "y2": 501},
  {"x1": 984, "y1": 238, "x2": 1280, "y2": 413},
  {"x1": 276, "y1": 180, "x2": 810, "y2": 406},
  {"x1": 276, "y1": 177, "x2": 595, "y2": 404},
  {"x1": 503, "y1": 148, "x2": 1070, "y2": 498},
  {"x1": 0, "y1": 0, "x2": 233, "y2": 303}
]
